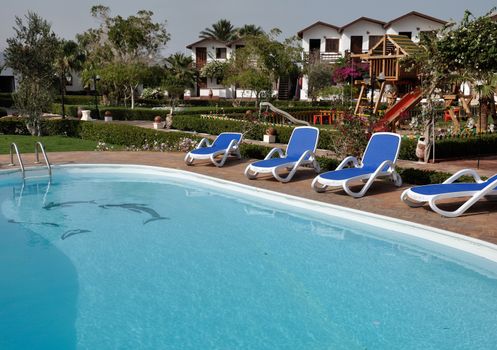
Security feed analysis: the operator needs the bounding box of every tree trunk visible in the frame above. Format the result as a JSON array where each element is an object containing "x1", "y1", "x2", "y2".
[
  {"x1": 130, "y1": 86, "x2": 135, "y2": 109},
  {"x1": 477, "y1": 97, "x2": 490, "y2": 133}
]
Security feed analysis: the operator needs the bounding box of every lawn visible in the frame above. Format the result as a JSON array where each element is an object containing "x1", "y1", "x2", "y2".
[{"x1": 0, "y1": 135, "x2": 100, "y2": 154}]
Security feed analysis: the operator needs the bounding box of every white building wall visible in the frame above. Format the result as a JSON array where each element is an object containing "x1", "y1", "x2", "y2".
[
  {"x1": 385, "y1": 16, "x2": 445, "y2": 42},
  {"x1": 301, "y1": 25, "x2": 341, "y2": 53},
  {"x1": 340, "y1": 21, "x2": 385, "y2": 53}
]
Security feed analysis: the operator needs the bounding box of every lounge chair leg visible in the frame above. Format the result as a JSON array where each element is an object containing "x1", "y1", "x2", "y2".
[
  {"x1": 400, "y1": 190, "x2": 424, "y2": 208},
  {"x1": 184, "y1": 154, "x2": 194, "y2": 166},
  {"x1": 272, "y1": 167, "x2": 293, "y2": 183},
  {"x1": 244, "y1": 166, "x2": 258, "y2": 180},
  {"x1": 391, "y1": 172, "x2": 403, "y2": 187},
  {"x1": 311, "y1": 177, "x2": 327, "y2": 193}
]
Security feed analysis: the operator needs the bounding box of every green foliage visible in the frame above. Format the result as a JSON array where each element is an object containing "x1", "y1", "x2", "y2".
[
  {"x1": 316, "y1": 156, "x2": 340, "y2": 172},
  {"x1": 224, "y1": 30, "x2": 302, "y2": 105},
  {"x1": 239, "y1": 144, "x2": 272, "y2": 159},
  {"x1": 78, "y1": 6, "x2": 170, "y2": 108},
  {"x1": 0, "y1": 108, "x2": 7, "y2": 117},
  {"x1": 199, "y1": 19, "x2": 237, "y2": 41},
  {"x1": 398, "y1": 137, "x2": 418, "y2": 161},
  {"x1": 59, "y1": 95, "x2": 95, "y2": 105},
  {"x1": 5, "y1": 12, "x2": 59, "y2": 135},
  {"x1": 199, "y1": 61, "x2": 228, "y2": 80},
  {"x1": 163, "y1": 53, "x2": 195, "y2": 101},
  {"x1": 306, "y1": 62, "x2": 334, "y2": 101},
  {"x1": 397, "y1": 168, "x2": 452, "y2": 185},
  {"x1": 0, "y1": 135, "x2": 99, "y2": 154}
]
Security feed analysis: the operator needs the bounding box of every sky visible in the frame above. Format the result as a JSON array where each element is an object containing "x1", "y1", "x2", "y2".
[{"x1": 0, "y1": 0, "x2": 495, "y2": 56}]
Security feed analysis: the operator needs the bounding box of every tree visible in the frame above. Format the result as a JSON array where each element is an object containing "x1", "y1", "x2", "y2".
[
  {"x1": 4, "y1": 12, "x2": 59, "y2": 135},
  {"x1": 306, "y1": 62, "x2": 334, "y2": 101},
  {"x1": 162, "y1": 53, "x2": 195, "y2": 105},
  {"x1": 236, "y1": 24, "x2": 264, "y2": 38},
  {"x1": 54, "y1": 39, "x2": 85, "y2": 118},
  {"x1": 224, "y1": 29, "x2": 302, "y2": 106},
  {"x1": 77, "y1": 6, "x2": 170, "y2": 108},
  {"x1": 436, "y1": 10, "x2": 497, "y2": 132},
  {"x1": 199, "y1": 19, "x2": 237, "y2": 41}
]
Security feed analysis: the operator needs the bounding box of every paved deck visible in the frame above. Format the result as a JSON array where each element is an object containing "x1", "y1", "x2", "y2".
[{"x1": 1, "y1": 151, "x2": 496, "y2": 244}]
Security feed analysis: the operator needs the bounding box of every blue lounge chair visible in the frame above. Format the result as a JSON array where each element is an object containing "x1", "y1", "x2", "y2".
[
  {"x1": 185, "y1": 132, "x2": 243, "y2": 167},
  {"x1": 401, "y1": 169, "x2": 497, "y2": 217},
  {"x1": 311, "y1": 132, "x2": 402, "y2": 197},
  {"x1": 244, "y1": 126, "x2": 320, "y2": 183}
]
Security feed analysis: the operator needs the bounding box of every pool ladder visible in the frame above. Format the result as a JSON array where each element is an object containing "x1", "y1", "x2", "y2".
[{"x1": 9, "y1": 142, "x2": 52, "y2": 179}]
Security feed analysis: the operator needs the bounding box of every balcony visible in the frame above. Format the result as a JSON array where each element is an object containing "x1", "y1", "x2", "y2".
[{"x1": 306, "y1": 51, "x2": 342, "y2": 64}]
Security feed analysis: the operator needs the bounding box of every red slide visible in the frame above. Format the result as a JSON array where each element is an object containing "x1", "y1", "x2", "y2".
[{"x1": 373, "y1": 88, "x2": 422, "y2": 132}]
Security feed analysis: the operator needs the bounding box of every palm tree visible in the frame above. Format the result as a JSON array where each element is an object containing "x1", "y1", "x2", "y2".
[
  {"x1": 236, "y1": 24, "x2": 264, "y2": 38},
  {"x1": 163, "y1": 53, "x2": 196, "y2": 102},
  {"x1": 199, "y1": 19, "x2": 237, "y2": 42}
]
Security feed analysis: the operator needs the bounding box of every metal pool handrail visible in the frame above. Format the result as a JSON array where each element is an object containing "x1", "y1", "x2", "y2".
[
  {"x1": 34, "y1": 142, "x2": 52, "y2": 177},
  {"x1": 9, "y1": 142, "x2": 25, "y2": 178}
]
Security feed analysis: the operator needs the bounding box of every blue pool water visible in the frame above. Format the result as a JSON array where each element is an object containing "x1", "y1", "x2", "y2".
[{"x1": 1, "y1": 165, "x2": 497, "y2": 349}]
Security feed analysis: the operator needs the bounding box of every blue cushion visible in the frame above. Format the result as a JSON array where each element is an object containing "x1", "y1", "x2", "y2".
[
  {"x1": 251, "y1": 157, "x2": 301, "y2": 168},
  {"x1": 286, "y1": 127, "x2": 319, "y2": 159},
  {"x1": 190, "y1": 147, "x2": 225, "y2": 155},
  {"x1": 411, "y1": 183, "x2": 488, "y2": 196},
  {"x1": 411, "y1": 174, "x2": 497, "y2": 196},
  {"x1": 319, "y1": 167, "x2": 377, "y2": 181},
  {"x1": 212, "y1": 133, "x2": 242, "y2": 149},
  {"x1": 362, "y1": 134, "x2": 400, "y2": 169},
  {"x1": 190, "y1": 133, "x2": 241, "y2": 155}
]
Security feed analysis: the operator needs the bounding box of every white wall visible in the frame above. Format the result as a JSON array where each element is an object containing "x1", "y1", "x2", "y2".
[
  {"x1": 340, "y1": 21, "x2": 385, "y2": 53},
  {"x1": 385, "y1": 15, "x2": 445, "y2": 42},
  {"x1": 190, "y1": 39, "x2": 232, "y2": 64},
  {"x1": 302, "y1": 25, "x2": 341, "y2": 53}
]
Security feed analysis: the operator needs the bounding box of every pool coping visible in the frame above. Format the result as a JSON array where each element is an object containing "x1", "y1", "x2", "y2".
[
  {"x1": 67, "y1": 164, "x2": 497, "y2": 263},
  {"x1": 3, "y1": 163, "x2": 497, "y2": 270}
]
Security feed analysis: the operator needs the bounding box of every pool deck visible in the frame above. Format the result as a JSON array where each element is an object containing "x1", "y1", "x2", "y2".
[{"x1": 1, "y1": 150, "x2": 496, "y2": 244}]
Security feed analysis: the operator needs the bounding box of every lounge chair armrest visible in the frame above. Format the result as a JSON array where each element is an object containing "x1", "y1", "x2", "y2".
[
  {"x1": 336, "y1": 156, "x2": 359, "y2": 170},
  {"x1": 374, "y1": 159, "x2": 395, "y2": 174},
  {"x1": 443, "y1": 168, "x2": 482, "y2": 184},
  {"x1": 197, "y1": 138, "x2": 211, "y2": 149},
  {"x1": 264, "y1": 148, "x2": 284, "y2": 160},
  {"x1": 297, "y1": 150, "x2": 314, "y2": 163}
]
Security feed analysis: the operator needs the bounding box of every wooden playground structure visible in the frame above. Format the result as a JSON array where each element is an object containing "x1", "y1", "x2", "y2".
[{"x1": 352, "y1": 34, "x2": 424, "y2": 131}]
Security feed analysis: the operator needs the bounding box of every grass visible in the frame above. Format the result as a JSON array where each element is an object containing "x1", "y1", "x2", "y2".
[{"x1": 0, "y1": 135, "x2": 100, "y2": 154}]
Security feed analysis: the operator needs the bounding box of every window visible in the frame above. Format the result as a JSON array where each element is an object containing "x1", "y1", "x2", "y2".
[
  {"x1": 399, "y1": 31, "x2": 412, "y2": 39},
  {"x1": 309, "y1": 39, "x2": 321, "y2": 52},
  {"x1": 325, "y1": 38, "x2": 339, "y2": 52},
  {"x1": 216, "y1": 48, "x2": 227, "y2": 59},
  {"x1": 368, "y1": 35, "x2": 382, "y2": 50},
  {"x1": 350, "y1": 36, "x2": 363, "y2": 54}
]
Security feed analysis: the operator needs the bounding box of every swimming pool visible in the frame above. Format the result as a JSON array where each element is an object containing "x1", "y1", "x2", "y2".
[{"x1": 1, "y1": 164, "x2": 497, "y2": 349}]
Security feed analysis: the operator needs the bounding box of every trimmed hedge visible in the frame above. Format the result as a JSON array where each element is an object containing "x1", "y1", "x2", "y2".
[
  {"x1": 435, "y1": 134, "x2": 497, "y2": 159},
  {"x1": 51, "y1": 103, "x2": 324, "y2": 120},
  {"x1": 0, "y1": 117, "x2": 490, "y2": 185}
]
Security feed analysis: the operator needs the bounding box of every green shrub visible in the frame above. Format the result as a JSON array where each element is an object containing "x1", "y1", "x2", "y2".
[
  {"x1": 239, "y1": 144, "x2": 272, "y2": 159},
  {"x1": 399, "y1": 137, "x2": 417, "y2": 161},
  {"x1": 316, "y1": 157, "x2": 340, "y2": 172},
  {"x1": 397, "y1": 168, "x2": 452, "y2": 185},
  {"x1": 58, "y1": 95, "x2": 96, "y2": 105},
  {"x1": 0, "y1": 108, "x2": 8, "y2": 117}
]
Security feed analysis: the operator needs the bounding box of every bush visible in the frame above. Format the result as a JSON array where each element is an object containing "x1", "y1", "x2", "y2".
[
  {"x1": 58, "y1": 95, "x2": 96, "y2": 105},
  {"x1": 0, "y1": 108, "x2": 8, "y2": 117}
]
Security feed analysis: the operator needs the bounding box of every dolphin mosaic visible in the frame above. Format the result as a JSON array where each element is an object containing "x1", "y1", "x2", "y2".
[
  {"x1": 99, "y1": 203, "x2": 169, "y2": 225},
  {"x1": 43, "y1": 200, "x2": 97, "y2": 210},
  {"x1": 61, "y1": 229, "x2": 91, "y2": 240}
]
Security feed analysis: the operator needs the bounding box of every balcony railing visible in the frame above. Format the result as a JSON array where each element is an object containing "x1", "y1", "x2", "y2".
[{"x1": 306, "y1": 51, "x2": 342, "y2": 64}]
